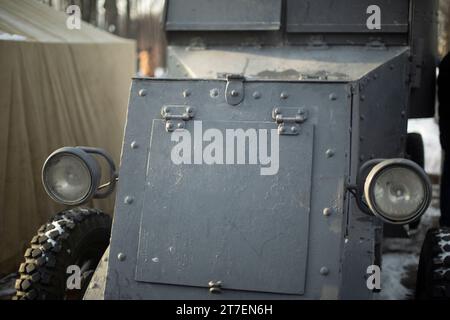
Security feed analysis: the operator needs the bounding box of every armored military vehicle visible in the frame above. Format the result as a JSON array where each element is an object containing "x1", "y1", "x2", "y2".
[{"x1": 15, "y1": 0, "x2": 448, "y2": 300}]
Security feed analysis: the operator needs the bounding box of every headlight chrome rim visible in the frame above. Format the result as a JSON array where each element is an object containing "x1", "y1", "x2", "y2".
[
  {"x1": 42, "y1": 147, "x2": 101, "y2": 206},
  {"x1": 364, "y1": 159, "x2": 431, "y2": 225}
]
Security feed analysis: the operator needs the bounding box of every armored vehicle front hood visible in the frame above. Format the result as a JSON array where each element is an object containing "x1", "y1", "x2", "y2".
[{"x1": 168, "y1": 46, "x2": 409, "y2": 82}]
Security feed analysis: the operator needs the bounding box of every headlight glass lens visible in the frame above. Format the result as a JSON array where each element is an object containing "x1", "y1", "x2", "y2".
[
  {"x1": 370, "y1": 166, "x2": 426, "y2": 222},
  {"x1": 44, "y1": 154, "x2": 92, "y2": 204}
]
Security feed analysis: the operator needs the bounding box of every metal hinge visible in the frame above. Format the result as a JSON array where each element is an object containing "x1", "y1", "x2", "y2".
[
  {"x1": 161, "y1": 105, "x2": 195, "y2": 132},
  {"x1": 272, "y1": 107, "x2": 308, "y2": 135},
  {"x1": 225, "y1": 74, "x2": 245, "y2": 106}
]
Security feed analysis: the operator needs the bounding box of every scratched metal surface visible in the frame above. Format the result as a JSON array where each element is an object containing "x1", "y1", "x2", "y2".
[{"x1": 105, "y1": 79, "x2": 350, "y2": 299}]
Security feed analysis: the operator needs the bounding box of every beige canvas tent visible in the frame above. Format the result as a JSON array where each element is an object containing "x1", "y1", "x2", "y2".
[{"x1": 0, "y1": 0, "x2": 136, "y2": 273}]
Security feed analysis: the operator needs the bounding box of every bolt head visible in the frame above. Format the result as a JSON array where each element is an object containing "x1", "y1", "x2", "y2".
[
  {"x1": 117, "y1": 253, "x2": 126, "y2": 262},
  {"x1": 280, "y1": 92, "x2": 289, "y2": 99},
  {"x1": 253, "y1": 91, "x2": 261, "y2": 99},
  {"x1": 130, "y1": 141, "x2": 139, "y2": 149},
  {"x1": 230, "y1": 90, "x2": 239, "y2": 97},
  {"x1": 291, "y1": 126, "x2": 297, "y2": 133},
  {"x1": 166, "y1": 122, "x2": 174, "y2": 131},
  {"x1": 138, "y1": 89, "x2": 147, "y2": 97},
  {"x1": 326, "y1": 149, "x2": 335, "y2": 158},
  {"x1": 124, "y1": 196, "x2": 134, "y2": 205},
  {"x1": 323, "y1": 207, "x2": 334, "y2": 216},
  {"x1": 320, "y1": 267, "x2": 330, "y2": 276},
  {"x1": 210, "y1": 89, "x2": 219, "y2": 97}
]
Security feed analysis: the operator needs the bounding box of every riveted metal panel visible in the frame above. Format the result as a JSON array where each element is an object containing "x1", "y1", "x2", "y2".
[
  {"x1": 105, "y1": 78, "x2": 351, "y2": 299},
  {"x1": 135, "y1": 119, "x2": 313, "y2": 294},
  {"x1": 286, "y1": 0, "x2": 409, "y2": 34}
]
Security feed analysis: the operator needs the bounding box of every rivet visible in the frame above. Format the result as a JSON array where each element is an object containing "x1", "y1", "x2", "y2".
[
  {"x1": 253, "y1": 91, "x2": 261, "y2": 99},
  {"x1": 209, "y1": 287, "x2": 221, "y2": 294},
  {"x1": 130, "y1": 141, "x2": 139, "y2": 149},
  {"x1": 124, "y1": 196, "x2": 134, "y2": 204},
  {"x1": 401, "y1": 111, "x2": 406, "y2": 118},
  {"x1": 274, "y1": 108, "x2": 281, "y2": 115},
  {"x1": 138, "y1": 89, "x2": 147, "y2": 97},
  {"x1": 360, "y1": 95, "x2": 365, "y2": 101},
  {"x1": 164, "y1": 106, "x2": 171, "y2": 113},
  {"x1": 360, "y1": 155, "x2": 365, "y2": 161},
  {"x1": 89, "y1": 282, "x2": 98, "y2": 289},
  {"x1": 183, "y1": 90, "x2": 191, "y2": 98},
  {"x1": 186, "y1": 107, "x2": 193, "y2": 114},
  {"x1": 323, "y1": 208, "x2": 334, "y2": 216},
  {"x1": 278, "y1": 126, "x2": 286, "y2": 134},
  {"x1": 177, "y1": 122, "x2": 185, "y2": 129},
  {"x1": 166, "y1": 122, "x2": 174, "y2": 132},
  {"x1": 117, "y1": 253, "x2": 126, "y2": 262},
  {"x1": 230, "y1": 90, "x2": 239, "y2": 97},
  {"x1": 360, "y1": 115, "x2": 365, "y2": 121},
  {"x1": 210, "y1": 88, "x2": 219, "y2": 97},
  {"x1": 329, "y1": 93, "x2": 337, "y2": 101},
  {"x1": 320, "y1": 267, "x2": 329, "y2": 276},
  {"x1": 326, "y1": 149, "x2": 335, "y2": 158},
  {"x1": 280, "y1": 92, "x2": 289, "y2": 99},
  {"x1": 208, "y1": 280, "x2": 222, "y2": 292}
]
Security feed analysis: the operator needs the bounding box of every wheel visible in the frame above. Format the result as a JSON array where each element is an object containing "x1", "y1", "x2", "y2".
[
  {"x1": 406, "y1": 132, "x2": 425, "y2": 169},
  {"x1": 416, "y1": 227, "x2": 450, "y2": 299},
  {"x1": 13, "y1": 208, "x2": 111, "y2": 300}
]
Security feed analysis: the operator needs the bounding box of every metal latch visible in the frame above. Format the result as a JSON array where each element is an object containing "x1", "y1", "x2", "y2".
[
  {"x1": 161, "y1": 105, "x2": 194, "y2": 132},
  {"x1": 272, "y1": 107, "x2": 308, "y2": 135},
  {"x1": 225, "y1": 74, "x2": 245, "y2": 106}
]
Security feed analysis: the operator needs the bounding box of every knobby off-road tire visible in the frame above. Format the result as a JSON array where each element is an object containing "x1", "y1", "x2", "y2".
[
  {"x1": 13, "y1": 208, "x2": 111, "y2": 300},
  {"x1": 416, "y1": 227, "x2": 450, "y2": 299}
]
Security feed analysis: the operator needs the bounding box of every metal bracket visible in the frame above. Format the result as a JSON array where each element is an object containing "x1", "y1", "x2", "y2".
[
  {"x1": 225, "y1": 74, "x2": 245, "y2": 106},
  {"x1": 161, "y1": 105, "x2": 195, "y2": 132},
  {"x1": 272, "y1": 107, "x2": 308, "y2": 135}
]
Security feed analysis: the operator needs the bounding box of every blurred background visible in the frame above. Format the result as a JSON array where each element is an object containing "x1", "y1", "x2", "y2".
[
  {"x1": 36, "y1": 0, "x2": 168, "y2": 76},
  {"x1": 35, "y1": 0, "x2": 450, "y2": 70}
]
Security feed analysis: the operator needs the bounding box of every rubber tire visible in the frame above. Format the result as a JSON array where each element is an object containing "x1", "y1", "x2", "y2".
[
  {"x1": 405, "y1": 133, "x2": 425, "y2": 230},
  {"x1": 13, "y1": 208, "x2": 111, "y2": 300},
  {"x1": 416, "y1": 227, "x2": 450, "y2": 299},
  {"x1": 406, "y1": 132, "x2": 425, "y2": 169}
]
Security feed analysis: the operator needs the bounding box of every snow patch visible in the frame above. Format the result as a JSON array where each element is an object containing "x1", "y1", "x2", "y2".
[{"x1": 379, "y1": 253, "x2": 418, "y2": 300}]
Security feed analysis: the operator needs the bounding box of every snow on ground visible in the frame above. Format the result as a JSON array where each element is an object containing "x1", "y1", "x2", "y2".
[{"x1": 378, "y1": 207, "x2": 441, "y2": 300}]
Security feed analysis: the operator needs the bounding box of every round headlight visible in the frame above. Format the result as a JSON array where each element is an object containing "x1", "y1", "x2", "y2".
[
  {"x1": 42, "y1": 148, "x2": 101, "y2": 205},
  {"x1": 364, "y1": 159, "x2": 431, "y2": 224}
]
